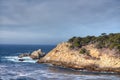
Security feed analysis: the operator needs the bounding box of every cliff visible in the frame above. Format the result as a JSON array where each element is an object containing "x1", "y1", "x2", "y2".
[{"x1": 38, "y1": 42, "x2": 120, "y2": 73}]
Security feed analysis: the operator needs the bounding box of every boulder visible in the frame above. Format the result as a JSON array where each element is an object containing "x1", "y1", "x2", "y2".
[{"x1": 30, "y1": 49, "x2": 45, "y2": 59}]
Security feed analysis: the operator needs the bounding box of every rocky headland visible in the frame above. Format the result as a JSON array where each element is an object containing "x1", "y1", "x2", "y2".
[
  {"x1": 37, "y1": 42, "x2": 120, "y2": 73},
  {"x1": 18, "y1": 33, "x2": 120, "y2": 73},
  {"x1": 37, "y1": 33, "x2": 120, "y2": 73}
]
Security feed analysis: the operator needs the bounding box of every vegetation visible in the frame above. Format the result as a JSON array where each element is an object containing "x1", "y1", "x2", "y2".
[
  {"x1": 68, "y1": 33, "x2": 120, "y2": 51},
  {"x1": 79, "y1": 48, "x2": 90, "y2": 55}
]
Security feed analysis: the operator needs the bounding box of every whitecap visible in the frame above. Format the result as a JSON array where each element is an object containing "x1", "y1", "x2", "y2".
[{"x1": 2, "y1": 56, "x2": 37, "y2": 63}]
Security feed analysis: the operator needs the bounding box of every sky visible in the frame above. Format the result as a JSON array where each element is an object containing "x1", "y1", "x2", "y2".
[{"x1": 0, "y1": 0, "x2": 120, "y2": 44}]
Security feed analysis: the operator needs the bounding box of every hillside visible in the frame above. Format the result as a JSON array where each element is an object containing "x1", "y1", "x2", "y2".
[
  {"x1": 38, "y1": 33, "x2": 120, "y2": 73},
  {"x1": 68, "y1": 33, "x2": 120, "y2": 51}
]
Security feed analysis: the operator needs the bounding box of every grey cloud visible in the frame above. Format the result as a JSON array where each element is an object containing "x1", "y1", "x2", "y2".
[
  {"x1": 0, "y1": 0, "x2": 120, "y2": 26},
  {"x1": 0, "y1": 0, "x2": 120, "y2": 44}
]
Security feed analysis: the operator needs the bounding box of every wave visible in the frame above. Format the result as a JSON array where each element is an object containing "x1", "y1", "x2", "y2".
[
  {"x1": 1, "y1": 56, "x2": 37, "y2": 63},
  {"x1": 0, "y1": 63, "x2": 120, "y2": 80}
]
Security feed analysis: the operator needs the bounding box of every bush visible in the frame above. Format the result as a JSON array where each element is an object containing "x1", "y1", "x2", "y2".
[
  {"x1": 68, "y1": 33, "x2": 120, "y2": 51},
  {"x1": 69, "y1": 45, "x2": 74, "y2": 49},
  {"x1": 79, "y1": 48, "x2": 90, "y2": 55},
  {"x1": 79, "y1": 48, "x2": 86, "y2": 54}
]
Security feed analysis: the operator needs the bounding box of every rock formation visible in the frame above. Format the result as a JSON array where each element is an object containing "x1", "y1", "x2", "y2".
[
  {"x1": 30, "y1": 49, "x2": 45, "y2": 59},
  {"x1": 38, "y1": 42, "x2": 120, "y2": 73},
  {"x1": 18, "y1": 49, "x2": 45, "y2": 60},
  {"x1": 18, "y1": 53, "x2": 30, "y2": 58},
  {"x1": 19, "y1": 58, "x2": 25, "y2": 61}
]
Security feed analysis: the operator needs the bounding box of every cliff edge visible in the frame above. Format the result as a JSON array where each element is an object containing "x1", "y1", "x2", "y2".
[{"x1": 38, "y1": 42, "x2": 120, "y2": 73}]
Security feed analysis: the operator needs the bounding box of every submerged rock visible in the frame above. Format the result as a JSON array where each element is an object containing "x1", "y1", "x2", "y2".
[
  {"x1": 38, "y1": 42, "x2": 120, "y2": 73},
  {"x1": 18, "y1": 58, "x2": 25, "y2": 61}
]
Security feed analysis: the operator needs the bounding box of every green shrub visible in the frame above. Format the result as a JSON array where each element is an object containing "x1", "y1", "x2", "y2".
[
  {"x1": 69, "y1": 45, "x2": 74, "y2": 49},
  {"x1": 68, "y1": 33, "x2": 120, "y2": 51},
  {"x1": 79, "y1": 48, "x2": 90, "y2": 55}
]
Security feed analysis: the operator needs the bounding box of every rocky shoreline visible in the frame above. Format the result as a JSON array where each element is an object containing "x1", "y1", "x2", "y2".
[
  {"x1": 38, "y1": 60, "x2": 120, "y2": 73},
  {"x1": 18, "y1": 49, "x2": 45, "y2": 61},
  {"x1": 18, "y1": 42, "x2": 120, "y2": 73},
  {"x1": 37, "y1": 42, "x2": 120, "y2": 73}
]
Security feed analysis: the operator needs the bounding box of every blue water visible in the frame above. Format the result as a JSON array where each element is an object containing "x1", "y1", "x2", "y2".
[{"x1": 0, "y1": 45, "x2": 120, "y2": 80}]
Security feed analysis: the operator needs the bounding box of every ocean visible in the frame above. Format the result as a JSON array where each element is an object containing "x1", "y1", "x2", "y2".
[{"x1": 0, "y1": 44, "x2": 120, "y2": 80}]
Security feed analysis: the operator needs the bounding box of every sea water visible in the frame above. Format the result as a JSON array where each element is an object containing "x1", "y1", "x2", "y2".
[{"x1": 0, "y1": 44, "x2": 120, "y2": 80}]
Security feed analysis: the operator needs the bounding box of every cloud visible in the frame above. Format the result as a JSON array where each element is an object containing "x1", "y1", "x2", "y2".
[
  {"x1": 1, "y1": 0, "x2": 120, "y2": 26},
  {"x1": 0, "y1": 0, "x2": 120, "y2": 44},
  {"x1": 0, "y1": 30, "x2": 62, "y2": 44}
]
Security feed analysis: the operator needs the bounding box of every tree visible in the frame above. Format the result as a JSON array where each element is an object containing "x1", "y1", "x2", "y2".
[
  {"x1": 68, "y1": 33, "x2": 120, "y2": 51},
  {"x1": 101, "y1": 33, "x2": 107, "y2": 36}
]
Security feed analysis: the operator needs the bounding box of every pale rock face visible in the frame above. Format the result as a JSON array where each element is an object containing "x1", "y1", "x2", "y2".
[
  {"x1": 38, "y1": 42, "x2": 120, "y2": 72},
  {"x1": 30, "y1": 49, "x2": 44, "y2": 59}
]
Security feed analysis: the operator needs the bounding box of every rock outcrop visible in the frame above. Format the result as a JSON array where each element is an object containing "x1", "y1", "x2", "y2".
[
  {"x1": 18, "y1": 49, "x2": 45, "y2": 60},
  {"x1": 30, "y1": 49, "x2": 45, "y2": 59},
  {"x1": 38, "y1": 42, "x2": 120, "y2": 73},
  {"x1": 18, "y1": 53, "x2": 30, "y2": 58}
]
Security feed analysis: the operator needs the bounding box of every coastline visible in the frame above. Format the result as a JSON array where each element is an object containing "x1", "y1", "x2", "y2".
[{"x1": 37, "y1": 42, "x2": 120, "y2": 73}]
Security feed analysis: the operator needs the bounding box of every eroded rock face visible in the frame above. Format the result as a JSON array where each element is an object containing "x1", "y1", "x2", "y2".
[
  {"x1": 38, "y1": 42, "x2": 120, "y2": 73},
  {"x1": 30, "y1": 49, "x2": 45, "y2": 59},
  {"x1": 18, "y1": 49, "x2": 45, "y2": 60}
]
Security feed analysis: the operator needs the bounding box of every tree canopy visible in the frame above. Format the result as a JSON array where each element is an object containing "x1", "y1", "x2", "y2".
[{"x1": 68, "y1": 33, "x2": 120, "y2": 51}]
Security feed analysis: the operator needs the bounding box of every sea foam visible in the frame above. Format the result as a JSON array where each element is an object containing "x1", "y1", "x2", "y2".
[{"x1": 2, "y1": 56, "x2": 37, "y2": 63}]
